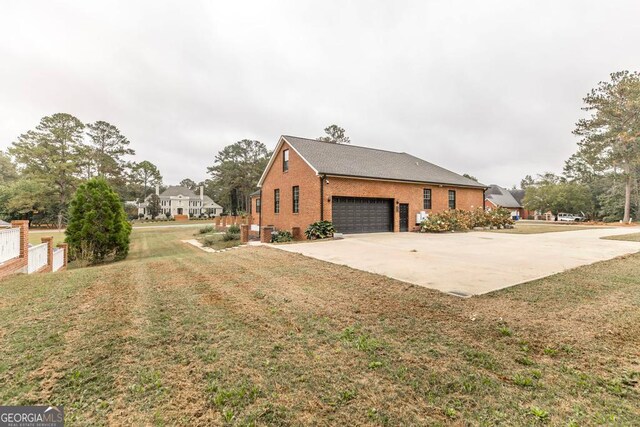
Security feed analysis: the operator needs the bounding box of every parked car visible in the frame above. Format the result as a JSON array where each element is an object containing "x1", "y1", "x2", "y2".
[{"x1": 557, "y1": 212, "x2": 586, "y2": 222}]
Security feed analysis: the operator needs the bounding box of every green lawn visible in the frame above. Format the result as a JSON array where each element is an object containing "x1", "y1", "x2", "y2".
[
  {"x1": 131, "y1": 219, "x2": 218, "y2": 227},
  {"x1": 489, "y1": 222, "x2": 605, "y2": 234},
  {"x1": 1, "y1": 227, "x2": 638, "y2": 425},
  {"x1": 28, "y1": 231, "x2": 66, "y2": 246}
]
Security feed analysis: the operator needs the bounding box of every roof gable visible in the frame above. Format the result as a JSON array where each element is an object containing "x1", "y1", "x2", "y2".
[
  {"x1": 257, "y1": 136, "x2": 318, "y2": 186},
  {"x1": 485, "y1": 185, "x2": 522, "y2": 208}
]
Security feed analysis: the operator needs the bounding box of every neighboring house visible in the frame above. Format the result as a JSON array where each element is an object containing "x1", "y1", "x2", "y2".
[
  {"x1": 249, "y1": 189, "x2": 261, "y2": 231},
  {"x1": 484, "y1": 185, "x2": 531, "y2": 220},
  {"x1": 252, "y1": 135, "x2": 487, "y2": 234},
  {"x1": 138, "y1": 185, "x2": 223, "y2": 219}
]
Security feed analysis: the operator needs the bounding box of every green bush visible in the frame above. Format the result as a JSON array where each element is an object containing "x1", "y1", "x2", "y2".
[
  {"x1": 305, "y1": 220, "x2": 336, "y2": 239},
  {"x1": 222, "y1": 231, "x2": 240, "y2": 241},
  {"x1": 65, "y1": 178, "x2": 132, "y2": 263},
  {"x1": 228, "y1": 224, "x2": 241, "y2": 234},
  {"x1": 420, "y1": 208, "x2": 513, "y2": 233},
  {"x1": 202, "y1": 235, "x2": 219, "y2": 247},
  {"x1": 271, "y1": 230, "x2": 293, "y2": 243},
  {"x1": 199, "y1": 225, "x2": 214, "y2": 234}
]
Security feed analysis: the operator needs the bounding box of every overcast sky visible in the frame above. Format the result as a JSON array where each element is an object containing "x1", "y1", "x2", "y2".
[{"x1": 1, "y1": 1, "x2": 639, "y2": 188}]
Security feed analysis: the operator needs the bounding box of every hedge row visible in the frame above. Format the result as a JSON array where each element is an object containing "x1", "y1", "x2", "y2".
[{"x1": 420, "y1": 208, "x2": 514, "y2": 233}]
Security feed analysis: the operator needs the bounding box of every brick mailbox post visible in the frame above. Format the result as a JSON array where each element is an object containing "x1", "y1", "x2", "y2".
[
  {"x1": 240, "y1": 224, "x2": 249, "y2": 243},
  {"x1": 292, "y1": 226, "x2": 303, "y2": 241},
  {"x1": 261, "y1": 226, "x2": 273, "y2": 243}
]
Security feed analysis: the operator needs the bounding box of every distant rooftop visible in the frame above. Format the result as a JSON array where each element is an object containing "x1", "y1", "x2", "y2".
[
  {"x1": 485, "y1": 185, "x2": 522, "y2": 208},
  {"x1": 160, "y1": 185, "x2": 198, "y2": 198}
]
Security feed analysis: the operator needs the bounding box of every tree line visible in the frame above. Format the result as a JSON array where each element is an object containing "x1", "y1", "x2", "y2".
[
  {"x1": 1, "y1": 115, "x2": 351, "y2": 222},
  {"x1": 520, "y1": 71, "x2": 640, "y2": 222},
  {"x1": 0, "y1": 113, "x2": 162, "y2": 224}
]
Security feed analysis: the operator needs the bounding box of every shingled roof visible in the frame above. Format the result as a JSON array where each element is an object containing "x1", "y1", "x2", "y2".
[
  {"x1": 485, "y1": 185, "x2": 522, "y2": 208},
  {"x1": 259, "y1": 135, "x2": 486, "y2": 188},
  {"x1": 159, "y1": 186, "x2": 198, "y2": 198}
]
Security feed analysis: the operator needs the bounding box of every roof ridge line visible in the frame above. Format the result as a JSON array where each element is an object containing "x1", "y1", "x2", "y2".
[{"x1": 282, "y1": 135, "x2": 408, "y2": 156}]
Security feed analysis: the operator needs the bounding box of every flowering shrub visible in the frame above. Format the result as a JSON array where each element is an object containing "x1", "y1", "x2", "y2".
[
  {"x1": 420, "y1": 208, "x2": 513, "y2": 233},
  {"x1": 486, "y1": 208, "x2": 514, "y2": 227}
]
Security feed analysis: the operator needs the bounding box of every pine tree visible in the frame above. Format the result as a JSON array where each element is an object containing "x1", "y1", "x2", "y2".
[
  {"x1": 573, "y1": 71, "x2": 640, "y2": 222},
  {"x1": 65, "y1": 178, "x2": 132, "y2": 263},
  {"x1": 318, "y1": 124, "x2": 350, "y2": 144},
  {"x1": 147, "y1": 193, "x2": 161, "y2": 219},
  {"x1": 9, "y1": 113, "x2": 85, "y2": 214}
]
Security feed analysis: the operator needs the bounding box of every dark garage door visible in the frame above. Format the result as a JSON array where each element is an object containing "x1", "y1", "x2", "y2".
[{"x1": 332, "y1": 197, "x2": 393, "y2": 234}]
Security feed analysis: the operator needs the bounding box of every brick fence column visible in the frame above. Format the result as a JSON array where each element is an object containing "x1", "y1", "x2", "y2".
[
  {"x1": 11, "y1": 220, "x2": 29, "y2": 262},
  {"x1": 41, "y1": 236, "x2": 54, "y2": 273},
  {"x1": 261, "y1": 226, "x2": 273, "y2": 243},
  {"x1": 292, "y1": 227, "x2": 303, "y2": 241},
  {"x1": 57, "y1": 243, "x2": 69, "y2": 269},
  {"x1": 240, "y1": 224, "x2": 249, "y2": 243}
]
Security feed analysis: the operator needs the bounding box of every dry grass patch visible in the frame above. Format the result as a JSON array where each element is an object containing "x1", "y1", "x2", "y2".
[
  {"x1": 488, "y1": 222, "x2": 604, "y2": 234},
  {"x1": 601, "y1": 232, "x2": 640, "y2": 242},
  {"x1": 0, "y1": 226, "x2": 638, "y2": 425}
]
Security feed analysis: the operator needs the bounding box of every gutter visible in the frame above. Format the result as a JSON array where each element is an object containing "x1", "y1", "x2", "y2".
[
  {"x1": 258, "y1": 188, "x2": 262, "y2": 240},
  {"x1": 320, "y1": 172, "x2": 488, "y2": 190}
]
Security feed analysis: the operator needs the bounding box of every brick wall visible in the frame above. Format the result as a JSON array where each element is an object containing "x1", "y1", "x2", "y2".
[
  {"x1": 259, "y1": 141, "x2": 322, "y2": 231},
  {"x1": 259, "y1": 141, "x2": 485, "y2": 233},
  {"x1": 0, "y1": 221, "x2": 29, "y2": 280},
  {"x1": 324, "y1": 177, "x2": 484, "y2": 232},
  {"x1": 40, "y1": 236, "x2": 54, "y2": 273},
  {"x1": 0, "y1": 223, "x2": 69, "y2": 280}
]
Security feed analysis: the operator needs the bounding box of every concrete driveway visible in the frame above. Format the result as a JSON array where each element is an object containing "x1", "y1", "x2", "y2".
[{"x1": 272, "y1": 228, "x2": 640, "y2": 296}]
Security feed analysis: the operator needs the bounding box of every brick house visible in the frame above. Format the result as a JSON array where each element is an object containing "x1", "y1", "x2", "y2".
[
  {"x1": 485, "y1": 185, "x2": 532, "y2": 220},
  {"x1": 251, "y1": 135, "x2": 486, "y2": 235}
]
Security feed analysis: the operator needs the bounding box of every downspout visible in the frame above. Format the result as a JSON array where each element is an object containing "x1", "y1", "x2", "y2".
[
  {"x1": 320, "y1": 175, "x2": 325, "y2": 221},
  {"x1": 258, "y1": 188, "x2": 262, "y2": 240},
  {"x1": 483, "y1": 188, "x2": 486, "y2": 210}
]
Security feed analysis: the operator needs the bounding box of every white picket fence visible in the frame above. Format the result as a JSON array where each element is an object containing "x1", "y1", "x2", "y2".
[
  {"x1": 28, "y1": 243, "x2": 48, "y2": 273},
  {"x1": 0, "y1": 227, "x2": 21, "y2": 264},
  {"x1": 52, "y1": 248, "x2": 64, "y2": 272}
]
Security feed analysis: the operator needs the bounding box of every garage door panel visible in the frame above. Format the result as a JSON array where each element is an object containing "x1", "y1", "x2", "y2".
[{"x1": 332, "y1": 197, "x2": 393, "y2": 234}]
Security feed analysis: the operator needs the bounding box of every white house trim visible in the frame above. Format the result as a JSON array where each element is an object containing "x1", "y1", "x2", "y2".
[{"x1": 257, "y1": 136, "x2": 319, "y2": 187}]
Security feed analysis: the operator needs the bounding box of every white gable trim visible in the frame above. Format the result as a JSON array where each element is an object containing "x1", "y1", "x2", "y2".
[{"x1": 257, "y1": 136, "x2": 319, "y2": 187}]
